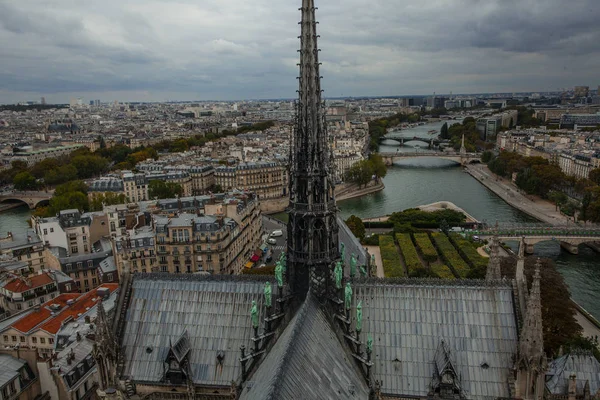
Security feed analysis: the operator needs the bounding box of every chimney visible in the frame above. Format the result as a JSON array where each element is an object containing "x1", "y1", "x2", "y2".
[{"x1": 568, "y1": 372, "x2": 577, "y2": 400}]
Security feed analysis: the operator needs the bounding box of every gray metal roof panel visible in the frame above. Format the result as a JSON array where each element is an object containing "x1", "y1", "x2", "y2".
[
  {"x1": 546, "y1": 351, "x2": 600, "y2": 394},
  {"x1": 240, "y1": 295, "x2": 369, "y2": 400},
  {"x1": 122, "y1": 275, "x2": 269, "y2": 387},
  {"x1": 353, "y1": 281, "x2": 518, "y2": 399}
]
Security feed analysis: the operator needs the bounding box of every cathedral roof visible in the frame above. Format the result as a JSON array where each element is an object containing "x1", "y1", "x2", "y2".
[
  {"x1": 546, "y1": 350, "x2": 600, "y2": 394},
  {"x1": 239, "y1": 294, "x2": 369, "y2": 400},
  {"x1": 353, "y1": 279, "x2": 518, "y2": 398},
  {"x1": 120, "y1": 274, "x2": 271, "y2": 387}
]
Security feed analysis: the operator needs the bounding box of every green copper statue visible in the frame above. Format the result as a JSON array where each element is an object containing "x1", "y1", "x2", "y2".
[
  {"x1": 367, "y1": 334, "x2": 373, "y2": 354},
  {"x1": 264, "y1": 282, "x2": 272, "y2": 308},
  {"x1": 275, "y1": 261, "x2": 283, "y2": 288},
  {"x1": 350, "y1": 254, "x2": 357, "y2": 278},
  {"x1": 344, "y1": 282, "x2": 352, "y2": 310},
  {"x1": 279, "y1": 251, "x2": 286, "y2": 266},
  {"x1": 340, "y1": 242, "x2": 345, "y2": 261},
  {"x1": 360, "y1": 265, "x2": 367, "y2": 277},
  {"x1": 250, "y1": 300, "x2": 259, "y2": 329},
  {"x1": 334, "y1": 261, "x2": 343, "y2": 290},
  {"x1": 356, "y1": 301, "x2": 363, "y2": 333},
  {"x1": 371, "y1": 253, "x2": 376, "y2": 266}
]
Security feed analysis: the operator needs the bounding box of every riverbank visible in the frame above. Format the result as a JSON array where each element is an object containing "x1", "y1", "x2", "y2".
[
  {"x1": 260, "y1": 181, "x2": 385, "y2": 214},
  {"x1": 464, "y1": 164, "x2": 570, "y2": 225},
  {"x1": 336, "y1": 181, "x2": 385, "y2": 201}
]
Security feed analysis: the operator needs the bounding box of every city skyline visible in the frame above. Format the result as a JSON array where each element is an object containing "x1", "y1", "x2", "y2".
[{"x1": 1, "y1": 0, "x2": 599, "y2": 104}]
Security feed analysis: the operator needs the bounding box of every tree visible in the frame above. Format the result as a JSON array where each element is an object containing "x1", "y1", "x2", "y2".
[
  {"x1": 439, "y1": 219, "x2": 450, "y2": 234},
  {"x1": 13, "y1": 171, "x2": 38, "y2": 190},
  {"x1": 345, "y1": 215, "x2": 366, "y2": 240},
  {"x1": 345, "y1": 160, "x2": 374, "y2": 187},
  {"x1": 548, "y1": 190, "x2": 568, "y2": 211},
  {"x1": 34, "y1": 180, "x2": 90, "y2": 217},
  {"x1": 440, "y1": 122, "x2": 449, "y2": 140},
  {"x1": 149, "y1": 180, "x2": 184, "y2": 199},
  {"x1": 71, "y1": 154, "x2": 109, "y2": 179},
  {"x1": 43, "y1": 165, "x2": 78, "y2": 186},
  {"x1": 501, "y1": 257, "x2": 582, "y2": 357},
  {"x1": 589, "y1": 168, "x2": 600, "y2": 186},
  {"x1": 89, "y1": 192, "x2": 128, "y2": 211},
  {"x1": 481, "y1": 151, "x2": 493, "y2": 164},
  {"x1": 369, "y1": 154, "x2": 387, "y2": 179},
  {"x1": 98, "y1": 135, "x2": 106, "y2": 149},
  {"x1": 10, "y1": 160, "x2": 28, "y2": 171}
]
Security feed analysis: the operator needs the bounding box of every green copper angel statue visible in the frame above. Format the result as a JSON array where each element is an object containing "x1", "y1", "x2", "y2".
[
  {"x1": 340, "y1": 242, "x2": 346, "y2": 261},
  {"x1": 250, "y1": 300, "x2": 259, "y2": 329},
  {"x1": 367, "y1": 334, "x2": 373, "y2": 354},
  {"x1": 264, "y1": 282, "x2": 272, "y2": 308},
  {"x1": 334, "y1": 261, "x2": 343, "y2": 290},
  {"x1": 275, "y1": 261, "x2": 283, "y2": 288},
  {"x1": 350, "y1": 254, "x2": 357, "y2": 278},
  {"x1": 356, "y1": 301, "x2": 363, "y2": 333},
  {"x1": 344, "y1": 282, "x2": 352, "y2": 310}
]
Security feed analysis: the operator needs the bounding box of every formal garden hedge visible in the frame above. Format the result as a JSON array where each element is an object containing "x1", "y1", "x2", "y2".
[
  {"x1": 413, "y1": 233, "x2": 439, "y2": 263},
  {"x1": 379, "y1": 235, "x2": 404, "y2": 277},
  {"x1": 396, "y1": 234, "x2": 422, "y2": 274},
  {"x1": 449, "y1": 233, "x2": 489, "y2": 270},
  {"x1": 431, "y1": 233, "x2": 469, "y2": 278},
  {"x1": 430, "y1": 263, "x2": 455, "y2": 280}
]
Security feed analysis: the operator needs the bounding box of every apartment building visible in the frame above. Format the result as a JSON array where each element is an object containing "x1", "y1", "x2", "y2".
[
  {"x1": 0, "y1": 270, "x2": 75, "y2": 315},
  {"x1": 0, "y1": 231, "x2": 45, "y2": 273},
  {"x1": 558, "y1": 153, "x2": 600, "y2": 180},
  {"x1": 113, "y1": 193, "x2": 263, "y2": 276},
  {"x1": 0, "y1": 284, "x2": 118, "y2": 358},
  {"x1": 190, "y1": 165, "x2": 216, "y2": 195},
  {"x1": 215, "y1": 162, "x2": 286, "y2": 199},
  {"x1": 121, "y1": 171, "x2": 149, "y2": 202}
]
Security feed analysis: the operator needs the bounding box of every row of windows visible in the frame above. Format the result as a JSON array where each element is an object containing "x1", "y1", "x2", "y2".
[
  {"x1": 66, "y1": 261, "x2": 96, "y2": 271},
  {"x1": 3, "y1": 335, "x2": 54, "y2": 345}
]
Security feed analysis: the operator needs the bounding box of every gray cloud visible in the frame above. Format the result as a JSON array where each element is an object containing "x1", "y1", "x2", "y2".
[{"x1": 0, "y1": 0, "x2": 599, "y2": 103}]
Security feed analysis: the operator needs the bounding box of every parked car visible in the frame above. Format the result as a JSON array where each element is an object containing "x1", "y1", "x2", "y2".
[
  {"x1": 270, "y1": 230, "x2": 283, "y2": 237},
  {"x1": 267, "y1": 238, "x2": 277, "y2": 245}
]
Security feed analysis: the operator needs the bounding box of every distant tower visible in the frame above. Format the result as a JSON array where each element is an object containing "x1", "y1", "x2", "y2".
[
  {"x1": 485, "y1": 236, "x2": 501, "y2": 281},
  {"x1": 41, "y1": 97, "x2": 46, "y2": 105},
  {"x1": 515, "y1": 259, "x2": 546, "y2": 400},
  {"x1": 287, "y1": 0, "x2": 339, "y2": 299}
]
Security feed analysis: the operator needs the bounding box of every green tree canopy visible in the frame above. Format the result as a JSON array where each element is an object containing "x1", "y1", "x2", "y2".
[
  {"x1": 345, "y1": 215, "x2": 366, "y2": 240},
  {"x1": 149, "y1": 180, "x2": 184, "y2": 199},
  {"x1": 13, "y1": 171, "x2": 38, "y2": 191}
]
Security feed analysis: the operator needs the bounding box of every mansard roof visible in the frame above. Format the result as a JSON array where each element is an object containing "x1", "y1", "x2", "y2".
[
  {"x1": 353, "y1": 278, "x2": 518, "y2": 398},
  {"x1": 121, "y1": 274, "x2": 272, "y2": 387},
  {"x1": 239, "y1": 294, "x2": 369, "y2": 400}
]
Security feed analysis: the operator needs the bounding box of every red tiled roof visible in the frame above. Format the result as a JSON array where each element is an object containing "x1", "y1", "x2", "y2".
[
  {"x1": 3, "y1": 273, "x2": 54, "y2": 293},
  {"x1": 10, "y1": 284, "x2": 119, "y2": 335}
]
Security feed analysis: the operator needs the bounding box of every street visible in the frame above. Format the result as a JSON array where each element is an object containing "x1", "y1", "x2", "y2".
[{"x1": 261, "y1": 216, "x2": 287, "y2": 267}]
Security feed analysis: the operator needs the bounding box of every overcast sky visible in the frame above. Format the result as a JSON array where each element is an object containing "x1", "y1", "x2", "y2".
[{"x1": 1, "y1": 0, "x2": 599, "y2": 104}]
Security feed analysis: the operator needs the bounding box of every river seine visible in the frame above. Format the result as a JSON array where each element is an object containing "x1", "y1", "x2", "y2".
[{"x1": 339, "y1": 120, "x2": 600, "y2": 320}]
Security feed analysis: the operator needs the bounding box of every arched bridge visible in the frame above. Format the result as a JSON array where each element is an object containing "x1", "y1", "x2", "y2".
[
  {"x1": 380, "y1": 136, "x2": 441, "y2": 146},
  {"x1": 0, "y1": 191, "x2": 53, "y2": 209},
  {"x1": 467, "y1": 225, "x2": 600, "y2": 255},
  {"x1": 379, "y1": 151, "x2": 482, "y2": 166}
]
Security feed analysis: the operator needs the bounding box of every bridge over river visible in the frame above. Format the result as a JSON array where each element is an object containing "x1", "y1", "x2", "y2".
[
  {"x1": 379, "y1": 151, "x2": 482, "y2": 166},
  {"x1": 467, "y1": 224, "x2": 600, "y2": 255},
  {"x1": 0, "y1": 191, "x2": 53, "y2": 210}
]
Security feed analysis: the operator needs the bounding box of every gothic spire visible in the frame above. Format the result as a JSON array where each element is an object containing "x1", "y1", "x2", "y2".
[
  {"x1": 287, "y1": 0, "x2": 339, "y2": 299},
  {"x1": 519, "y1": 258, "x2": 544, "y2": 367},
  {"x1": 485, "y1": 236, "x2": 502, "y2": 281}
]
